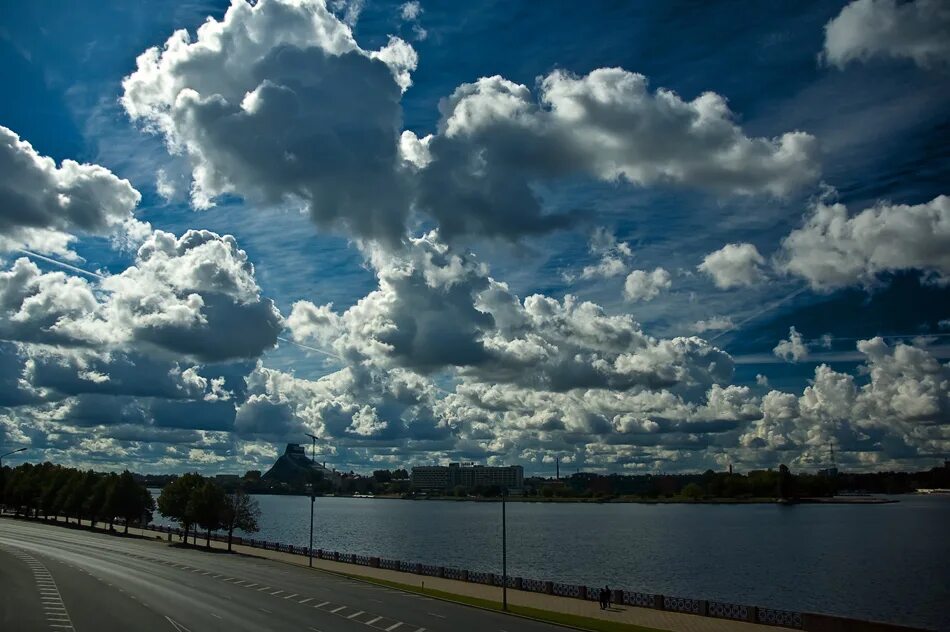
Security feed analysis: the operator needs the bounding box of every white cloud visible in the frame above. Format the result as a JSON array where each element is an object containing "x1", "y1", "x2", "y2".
[
  {"x1": 575, "y1": 228, "x2": 633, "y2": 281},
  {"x1": 697, "y1": 243, "x2": 767, "y2": 289},
  {"x1": 823, "y1": 0, "x2": 950, "y2": 68},
  {"x1": 773, "y1": 326, "x2": 809, "y2": 363},
  {"x1": 121, "y1": 0, "x2": 417, "y2": 243},
  {"x1": 155, "y1": 169, "x2": 176, "y2": 202},
  {"x1": 417, "y1": 68, "x2": 819, "y2": 241},
  {"x1": 691, "y1": 316, "x2": 734, "y2": 333},
  {"x1": 741, "y1": 339, "x2": 949, "y2": 465},
  {"x1": 778, "y1": 194, "x2": 950, "y2": 289},
  {"x1": 400, "y1": 1, "x2": 422, "y2": 21},
  {"x1": 0, "y1": 230, "x2": 282, "y2": 362},
  {"x1": 290, "y1": 234, "x2": 730, "y2": 394},
  {"x1": 0, "y1": 125, "x2": 142, "y2": 255},
  {"x1": 623, "y1": 267, "x2": 671, "y2": 302}
]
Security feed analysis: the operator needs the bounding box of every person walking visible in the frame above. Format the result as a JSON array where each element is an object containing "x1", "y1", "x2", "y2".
[{"x1": 603, "y1": 585, "x2": 611, "y2": 609}]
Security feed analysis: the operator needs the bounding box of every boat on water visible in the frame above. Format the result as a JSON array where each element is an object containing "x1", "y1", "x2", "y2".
[{"x1": 915, "y1": 488, "x2": 950, "y2": 495}]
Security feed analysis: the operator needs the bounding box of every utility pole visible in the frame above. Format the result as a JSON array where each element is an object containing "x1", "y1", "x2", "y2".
[
  {"x1": 306, "y1": 433, "x2": 318, "y2": 569},
  {"x1": 502, "y1": 487, "x2": 508, "y2": 611}
]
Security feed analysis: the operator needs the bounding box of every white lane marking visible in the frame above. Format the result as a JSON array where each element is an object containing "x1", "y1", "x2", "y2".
[
  {"x1": 330, "y1": 605, "x2": 347, "y2": 614},
  {"x1": 347, "y1": 610, "x2": 364, "y2": 619},
  {"x1": 309, "y1": 628, "x2": 323, "y2": 632},
  {"x1": 210, "y1": 613, "x2": 223, "y2": 619},
  {"x1": 427, "y1": 613, "x2": 446, "y2": 618},
  {"x1": 315, "y1": 601, "x2": 330, "y2": 608},
  {"x1": 244, "y1": 583, "x2": 258, "y2": 589},
  {"x1": 386, "y1": 623, "x2": 403, "y2": 632},
  {"x1": 164, "y1": 616, "x2": 193, "y2": 632},
  {"x1": 269, "y1": 590, "x2": 284, "y2": 596},
  {"x1": 299, "y1": 597, "x2": 313, "y2": 604},
  {"x1": 366, "y1": 616, "x2": 382, "y2": 625},
  {"x1": 257, "y1": 586, "x2": 272, "y2": 591},
  {"x1": 201, "y1": 571, "x2": 211, "y2": 575},
  {"x1": 259, "y1": 608, "x2": 272, "y2": 614},
  {"x1": 0, "y1": 545, "x2": 76, "y2": 632},
  {"x1": 283, "y1": 593, "x2": 298, "y2": 600}
]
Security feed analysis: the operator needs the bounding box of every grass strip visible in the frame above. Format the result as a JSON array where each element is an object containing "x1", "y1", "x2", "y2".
[{"x1": 331, "y1": 571, "x2": 664, "y2": 632}]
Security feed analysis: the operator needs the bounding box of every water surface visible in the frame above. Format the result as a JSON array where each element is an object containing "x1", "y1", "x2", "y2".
[{"x1": 152, "y1": 494, "x2": 949, "y2": 630}]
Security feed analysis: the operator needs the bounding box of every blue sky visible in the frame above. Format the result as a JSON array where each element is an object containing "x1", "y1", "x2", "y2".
[{"x1": 0, "y1": 0, "x2": 947, "y2": 475}]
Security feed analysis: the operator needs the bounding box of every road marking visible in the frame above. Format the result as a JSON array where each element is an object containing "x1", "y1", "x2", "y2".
[
  {"x1": 386, "y1": 623, "x2": 403, "y2": 632},
  {"x1": 427, "y1": 613, "x2": 446, "y2": 618},
  {"x1": 315, "y1": 601, "x2": 330, "y2": 608},
  {"x1": 299, "y1": 597, "x2": 313, "y2": 604},
  {"x1": 259, "y1": 608, "x2": 272, "y2": 614},
  {"x1": 269, "y1": 590, "x2": 284, "y2": 596},
  {"x1": 309, "y1": 628, "x2": 323, "y2": 632},
  {"x1": 164, "y1": 616, "x2": 193, "y2": 632},
  {"x1": 0, "y1": 545, "x2": 76, "y2": 632},
  {"x1": 283, "y1": 593, "x2": 298, "y2": 599},
  {"x1": 366, "y1": 616, "x2": 382, "y2": 625},
  {"x1": 244, "y1": 583, "x2": 258, "y2": 589},
  {"x1": 330, "y1": 605, "x2": 347, "y2": 613},
  {"x1": 210, "y1": 613, "x2": 223, "y2": 619},
  {"x1": 257, "y1": 586, "x2": 272, "y2": 591},
  {"x1": 347, "y1": 610, "x2": 364, "y2": 619}
]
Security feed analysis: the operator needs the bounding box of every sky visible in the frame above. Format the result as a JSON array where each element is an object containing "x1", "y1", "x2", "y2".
[{"x1": 0, "y1": 0, "x2": 947, "y2": 476}]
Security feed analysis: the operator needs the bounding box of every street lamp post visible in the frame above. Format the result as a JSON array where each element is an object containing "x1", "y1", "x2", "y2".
[
  {"x1": 0, "y1": 447, "x2": 26, "y2": 468},
  {"x1": 306, "y1": 433, "x2": 318, "y2": 569},
  {"x1": 502, "y1": 487, "x2": 508, "y2": 611}
]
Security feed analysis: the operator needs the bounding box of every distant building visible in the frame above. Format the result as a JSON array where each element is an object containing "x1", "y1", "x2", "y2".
[
  {"x1": 262, "y1": 444, "x2": 341, "y2": 489},
  {"x1": 411, "y1": 462, "x2": 524, "y2": 492}
]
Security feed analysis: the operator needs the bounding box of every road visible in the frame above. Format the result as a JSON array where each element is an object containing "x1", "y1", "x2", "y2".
[{"x1": 0, "y1": 518, "x2": 566, "y2": 632}]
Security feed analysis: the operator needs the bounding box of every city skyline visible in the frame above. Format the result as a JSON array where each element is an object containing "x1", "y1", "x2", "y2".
[{"x1": 1, "y1": 0, "x2": 948, "y2": 477}]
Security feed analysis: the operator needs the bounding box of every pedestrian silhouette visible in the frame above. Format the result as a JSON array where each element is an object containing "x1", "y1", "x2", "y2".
[{"x1": 603, "y1": 585, "x2": 611, "y2": 609}]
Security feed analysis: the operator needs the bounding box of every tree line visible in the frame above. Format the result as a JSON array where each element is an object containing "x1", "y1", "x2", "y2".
[
  {"x1": 1, "y1": 462, "x2": 154, "y2": 533},
  {"x1": 157, "y1": 472, "x2": 261, "y2": 551}
]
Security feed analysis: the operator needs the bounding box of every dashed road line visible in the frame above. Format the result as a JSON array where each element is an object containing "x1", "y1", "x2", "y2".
[
  {"x1": 0, "y1": 544, "x2": 75, "y2": 631},
  {"x1": 347, "y1": 610, "x2": 365, "y2": 619}
]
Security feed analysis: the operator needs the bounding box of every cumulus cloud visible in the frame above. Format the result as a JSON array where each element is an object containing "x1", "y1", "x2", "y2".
[
  {"x1": 698, "y1": 243, "x2": 767, "y2": 289},
  {"x1": 623, "y1": 267, "x2": 671, "y2": 302},
  {"x1": 773, "y1": 326, "x2": 809, "y2": 363},
  {"x1": 778, "y1": 195, "x2": 950, "y2": 289},
  {"x1": 0, "y1": 230, "x2": 282, "y2": 363},
  {"x1": 741, "y1": 338, "x2": 949, "y2": 466},
  {"x1": 290, "y1": 233, "x2": 731, "y2": 394},
  {"x1": 419, "y1": 69, "x2": 819, "y2": 241},
  {"x1": 121, "y1": 0, "x2": 416, "y2": 243},
  {"x1": 823, "y1": 0, "x2": 950, "y2": 68},
  {"x1": 0, "y1": 125, "x2": 143, "y2": 255}
]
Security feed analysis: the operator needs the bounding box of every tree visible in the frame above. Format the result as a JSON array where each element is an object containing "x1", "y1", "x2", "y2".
[
  {"x1": 681, "y1": 482, "x2": 703, "y2": 500},
  {"x1": 158, "y1": 473, "x2": 204, "y2": 545},
  {"x1": 189, "y1": 479, "x2": 226, "y2": 548},
  {"x1": 108, "y1": 471, "x2": 152, "y2": 534},
  {"x1": 221, "y1": 490, "x2": 261, "y2": 552}
]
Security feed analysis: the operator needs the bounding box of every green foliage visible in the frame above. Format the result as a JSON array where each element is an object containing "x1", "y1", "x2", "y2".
[
  {"x1": 681, "y1": 483, "x2": 703, "y2": 500},
  {"x1": 157, "y1": 472, "x2": 205, "y2": 540},
  {"x1": 0, "y1": 463, "x2": 151, "y2": 531},
  {"x1": 221, "y1": 489, "x2": 261, "y2": 551}
]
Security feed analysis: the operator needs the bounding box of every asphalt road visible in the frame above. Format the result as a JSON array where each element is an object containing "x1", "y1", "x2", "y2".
[{"x1": 0, "y1": 518, "x2": 566, "y2": 632}]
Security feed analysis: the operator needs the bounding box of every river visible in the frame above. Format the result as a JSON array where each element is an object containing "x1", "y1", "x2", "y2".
[{"x1": 149, "y1": 493, "x2": 949, "y2": 630}]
